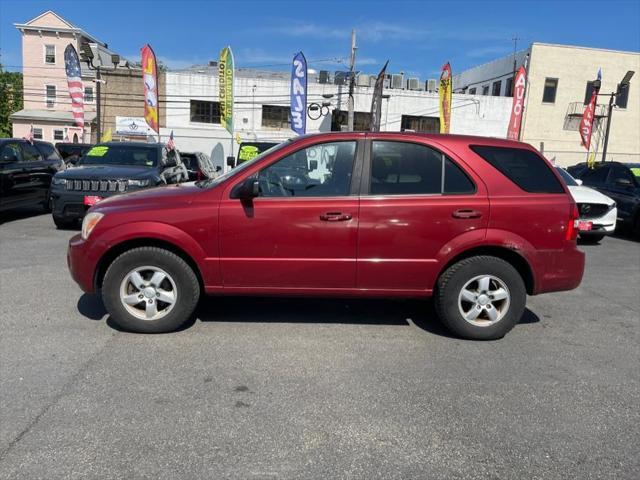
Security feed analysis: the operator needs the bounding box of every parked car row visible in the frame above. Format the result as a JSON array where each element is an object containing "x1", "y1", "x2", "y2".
[{"x1": 0, "y1": 138, "x2": 219, "y2": 227}]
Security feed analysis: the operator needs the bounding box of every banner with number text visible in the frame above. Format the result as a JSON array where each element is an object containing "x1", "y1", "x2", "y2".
[{"x1": 290, "y1": 51, "x2": 307, "y2": 135}]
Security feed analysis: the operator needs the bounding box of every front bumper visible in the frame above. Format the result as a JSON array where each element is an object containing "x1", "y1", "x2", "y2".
[
  {"x1": 578, "y1": 206, "x2": 617, "y2": 235},
  {"x1": 67, "y1": 234, "x2": 98, "y2": 293},
  {"x1": 51, "y1": 188, "x2": 121, "y2": 221}
]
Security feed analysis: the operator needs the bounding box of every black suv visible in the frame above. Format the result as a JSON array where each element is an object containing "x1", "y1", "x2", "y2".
[
  {"x1": 568, "y1": 161, "x2": 640, "y2": 235},
  {"x1": 50, "y1": 142, "x2": 188, "y2": 228},
  {"x1": 0, "y1": 139, "x2": 64, "y2": 213}
]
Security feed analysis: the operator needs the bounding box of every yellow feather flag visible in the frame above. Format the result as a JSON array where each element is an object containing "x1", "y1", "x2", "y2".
[{"x1": 101, "y1": 128, "x2": 112, "y2": 142}]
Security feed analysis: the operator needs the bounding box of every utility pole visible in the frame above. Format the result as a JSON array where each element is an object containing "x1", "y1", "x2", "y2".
[
  {"x1": 511, "y1": 35, "x2": 519, "y2": 96},
  {"x1": 347, "y1": 29, "x2": 357, "y2": 132}
]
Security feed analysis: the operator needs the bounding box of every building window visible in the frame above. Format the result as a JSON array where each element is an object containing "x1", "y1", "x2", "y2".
[
  {"x1": 583, "y1": 81, "x2": 597, "y2": 105},
  {"x1": 482, "y1": 85, "x2": 490, "y2": 96},
  {"x1": 33, "y1": 128, "x2": 43, "y2": 140},
  {"x1": 330, "y1": 110, "x2": 371, "y2": 131},
  {"x1": 469, "y1": 87, "x2": 477, "y2": 95},
  {"x1": 615, "y1": 83, "x2": 629, "y2": 109},
  {"x1": 84, "y1": 87, "x2": 94, "y2": 103},
  {"x1": 45, "y1": 85, "x2": 56, "y2": 108},
  {"x1": 400, "y1": 115, "x2": 439, "y2": 133},
  {"x1": 505, "y1": 77, "x2": 513, "y2": 97},
  {"x1": 53, "y1": 129, "x2": 64, "y2": 141},
  {"x1": 492, "y1": 80, "x2": 502, "y2": 96},
  {"x1": 542, "y1": 78, "x2": 558, "y2": 103},
  {"x1": 261, "y1": 105, "x2": 290, "y2": 128},
  {"x1": 189, "y1": 100, "x2": 220, "y2": 124},
  {"x1": 44, "y1": 45, "x2": 55, "y2": 64}
]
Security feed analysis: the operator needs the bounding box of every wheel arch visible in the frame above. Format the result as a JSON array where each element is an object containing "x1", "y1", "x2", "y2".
[
  {"x1": 436, "y1": 245, "x2": 535, "y2": 295},
  {"x1": 94, "y1": 238, "x2": 205, "y2": 292}
]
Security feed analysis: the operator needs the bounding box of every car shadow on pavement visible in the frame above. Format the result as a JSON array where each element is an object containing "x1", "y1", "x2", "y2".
[
  {"x1": 79, "y1": 293, "x2": 540, "y2": 339},
  {"x1": 77, "y1": 293, "x2": 107, "y2": 320},
  {"x1": 0, "y1": 206, "x2": 48, "y2": 225}
]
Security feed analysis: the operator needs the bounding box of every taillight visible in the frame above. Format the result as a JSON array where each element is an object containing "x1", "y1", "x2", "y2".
[{"x1": 566, "y1": 203, "x2": 579, "y2": 241}]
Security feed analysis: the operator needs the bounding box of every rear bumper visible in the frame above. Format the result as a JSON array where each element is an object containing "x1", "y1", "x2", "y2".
[
  {"x1": 67, "y1": 234, "x2": 98, "y2": 293},
  {"x1": 533, "y1": 245, "x2": 585, "y2": 295}
]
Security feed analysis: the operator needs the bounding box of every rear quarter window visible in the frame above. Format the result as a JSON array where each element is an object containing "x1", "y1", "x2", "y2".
[{"x1": 470, "y1": 145, "x2": 564, "y2": 193}]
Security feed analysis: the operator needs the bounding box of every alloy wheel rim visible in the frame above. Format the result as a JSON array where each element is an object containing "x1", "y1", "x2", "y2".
[
  {"x1": 119, "y1": 266, "x2": 177, "y2": 321},
  {"x1": 458, "y1": 274, "x2": 511, "y2": 327}
]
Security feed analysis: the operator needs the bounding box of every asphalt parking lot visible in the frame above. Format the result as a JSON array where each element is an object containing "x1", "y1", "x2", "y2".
[{"x1": 0, "y1": 207, "x2": 638, "y2": 480}]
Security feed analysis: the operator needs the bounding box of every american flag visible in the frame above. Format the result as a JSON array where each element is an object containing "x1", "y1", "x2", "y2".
[
  {"x1": 64, "y1": 44, "x2": 84, "y2": 128},
  {"x1": 167, "y1": 130, "x2": 175, "y2": 150}
]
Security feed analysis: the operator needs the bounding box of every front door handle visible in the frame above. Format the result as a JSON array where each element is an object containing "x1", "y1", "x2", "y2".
[
  {"x1": 320, "y1": 212, "x2": 352, "y2": 222},
  {"x1": 452, "y1": 209, "x2": 482, "y2": 219}
]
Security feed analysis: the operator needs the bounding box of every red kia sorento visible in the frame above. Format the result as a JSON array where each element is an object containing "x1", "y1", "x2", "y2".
[{"x1": 67, "y1": 133, "x2": 585, "y2": 339}]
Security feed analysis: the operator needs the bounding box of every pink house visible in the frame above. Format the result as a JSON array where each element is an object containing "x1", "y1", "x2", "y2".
[{"x1": 10, "y1": 10, "x2": 103, "y2": 143}]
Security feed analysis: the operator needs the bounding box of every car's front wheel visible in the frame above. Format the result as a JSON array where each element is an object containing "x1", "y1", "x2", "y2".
[
  {"x1": 435, "y1": 256, "x2": 526, "y2": 340},
  {"x1": 102, "y1": 247, "x2": 200, "y2": 333}
]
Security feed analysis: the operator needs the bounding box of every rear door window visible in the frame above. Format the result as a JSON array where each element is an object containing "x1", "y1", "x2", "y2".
[
  {"x1": 36, "y1": 142, "x2": 62, "y2": 161},
  {"x1": 20, "y1": 142, "x2": 44, "y2": 162},
  {"x1": 470, "y1": 145, "x2": 564, "y2": 193},
  {"x1": 580, "y1": 166, "x2": 611, "y2": 186},
  {"x1": 369, "y1": 141, "x2": 475, "y2": 195}
]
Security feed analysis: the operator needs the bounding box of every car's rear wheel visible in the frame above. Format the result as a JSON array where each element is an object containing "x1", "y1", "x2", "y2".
[
  {"x1": 102, "y1": 247, "x2": 200, "y2": 333},
  {"x1": 435, "y1": 256, "x2": 526, "y2": 340}
]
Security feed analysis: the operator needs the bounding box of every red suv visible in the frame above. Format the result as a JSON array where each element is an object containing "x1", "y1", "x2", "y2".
[{"x1": 67, "y1": 133, "x2": 584, "y2": 339}]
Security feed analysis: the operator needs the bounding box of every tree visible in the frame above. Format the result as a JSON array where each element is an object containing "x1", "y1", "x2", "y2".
[{"x1": 0, "y1": 63, "x2": 23, "y2": 138}]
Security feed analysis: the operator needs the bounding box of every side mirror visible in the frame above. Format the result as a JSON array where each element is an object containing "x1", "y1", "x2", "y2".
[
  {"x1": 230, "y1": 177, "x2": 259, "y2": 200},
  {"x1": 575, "y1": 178, "x2": 583, "y2": 186},
  {"x1": 309, "y1": 159, "x2": 318, "y2": 171},
  {"x1": 226, "y1": 156, "x2": 236, "y2": 168},
  {"x1": 215, "y1": 165, "x2": 222, "y2": 172},
  {"x1": 615, "y1": 177, "x2": 633, "y2": 188}
]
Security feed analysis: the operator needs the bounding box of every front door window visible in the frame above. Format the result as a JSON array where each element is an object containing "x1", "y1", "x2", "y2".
[{"x1": 257, "y1": 141, "x2": 356, "y2": 197}]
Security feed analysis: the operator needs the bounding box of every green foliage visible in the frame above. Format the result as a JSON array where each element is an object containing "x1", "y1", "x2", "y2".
[{"x1": 0, "y1": 64, "x2": 23, "y2": 138}]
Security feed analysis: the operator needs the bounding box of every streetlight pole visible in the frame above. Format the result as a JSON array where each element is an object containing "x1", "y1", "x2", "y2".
[
  {"x1": 599, "y1": 70, "x2": 634, "y2": 162},
  {"x1": 95, "y1": 66, "x2": 101, "y2": 142}
]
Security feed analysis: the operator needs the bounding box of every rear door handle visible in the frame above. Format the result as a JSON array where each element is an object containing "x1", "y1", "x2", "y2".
[
  {"x1": 320, "y1": 212, "x2": 352, "y2": 222},
  {"x1": 452, "y1": 209, "x2": 482, "y2": 219}
]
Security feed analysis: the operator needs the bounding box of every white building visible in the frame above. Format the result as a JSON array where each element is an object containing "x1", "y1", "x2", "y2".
[
  {"x1": 161, "y1": 66, "x2": 512, "y2": 170},
  {"x1": 454, "y1": 42, "x2": 640, "y2": 166}
]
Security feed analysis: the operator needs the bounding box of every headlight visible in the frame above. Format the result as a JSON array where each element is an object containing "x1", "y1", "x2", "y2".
[
  {"x1": 127, "y1": 179, "x2": 150, "y2": 187},
  {"x1": 81, "y1": 212, "x2": 104, "y2": 240},
  {"x1": 52, "y1": 177, "x2": 67, "y2": 185}
]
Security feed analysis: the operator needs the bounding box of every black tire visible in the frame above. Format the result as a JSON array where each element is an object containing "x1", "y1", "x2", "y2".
[
  {"x1": 579, "y1": 233, "x2": 605, "y2": 244},
  {"x1": 435, "y1": 256, "x2": 526, "y2": 340},
  {"x1": 102, "y1": 247, "x2": 200, "y2": 333},
  {"x1": 53, "y1": 215, "x2": 76, "y2": 229}
]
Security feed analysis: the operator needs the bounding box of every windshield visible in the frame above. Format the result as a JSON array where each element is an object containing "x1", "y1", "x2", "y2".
[
  {"x1": 555, "y1": 166, "x2": 578, "y2": 186},
  {"x1": 196, "y1": 140, "x2": 289, "y2": 188},
  {"x1": 78, "y1": 145, "x2": 158, "y2": 167}
]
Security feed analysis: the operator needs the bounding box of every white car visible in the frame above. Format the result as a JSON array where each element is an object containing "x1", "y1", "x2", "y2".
[{"x1": 556, "y1": 167, "x2": 617, "y2": 243}]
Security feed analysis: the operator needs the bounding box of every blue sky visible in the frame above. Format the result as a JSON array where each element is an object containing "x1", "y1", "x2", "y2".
[{"x1": 1, "y1": 0, "x2": 639, "y2": 78}]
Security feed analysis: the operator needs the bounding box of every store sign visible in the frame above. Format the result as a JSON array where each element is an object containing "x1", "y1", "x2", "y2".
[{"x1": 115, "y1": 116, "x2": 153, "y2": 136}]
